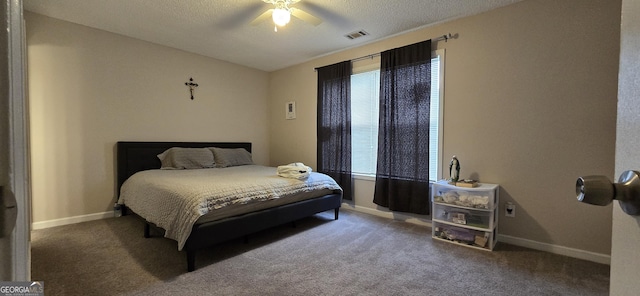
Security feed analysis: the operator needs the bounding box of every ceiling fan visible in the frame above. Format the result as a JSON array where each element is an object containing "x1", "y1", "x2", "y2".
[{"x1": 250, "y1": 0, "x2": 322, "y2": 31}]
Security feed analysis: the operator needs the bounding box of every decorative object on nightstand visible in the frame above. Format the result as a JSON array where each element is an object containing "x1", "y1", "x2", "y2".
[
  {"x1": 455, "y1": 179, "x2": 479, "y2": 188},
  {"x1": 431, "y1": 180, "x2": 499, "y2": 250},
  {"x1": 449, "y1": 155, "x2": 460, "y2": 182}
]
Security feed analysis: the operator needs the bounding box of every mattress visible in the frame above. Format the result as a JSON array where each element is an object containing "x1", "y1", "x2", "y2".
[{"x1": 118, "y1": 165, "x2": 342, "y2": 250}]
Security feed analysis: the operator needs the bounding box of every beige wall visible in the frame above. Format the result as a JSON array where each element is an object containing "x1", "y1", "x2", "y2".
[
  {"x1": 269, "y1": 0, "x2": 620, "y2": 255},
  {"x1": 26, "y1": 13, "x2": 270, "y2": 223}
]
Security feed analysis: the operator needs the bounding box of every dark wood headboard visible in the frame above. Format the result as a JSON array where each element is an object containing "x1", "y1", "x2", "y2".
[{"x1": 116, "y1": 141, "x2": 252, "y2": 196}]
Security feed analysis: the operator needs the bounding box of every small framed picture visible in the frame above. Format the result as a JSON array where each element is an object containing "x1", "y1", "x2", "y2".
[{"x1": 286, "y1": 101, "x2": 296, "y2": 120}]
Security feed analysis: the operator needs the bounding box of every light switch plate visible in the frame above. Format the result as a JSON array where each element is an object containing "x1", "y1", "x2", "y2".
[{"x1": 286, "y1": 101, "x2": 296, "y2": 120}]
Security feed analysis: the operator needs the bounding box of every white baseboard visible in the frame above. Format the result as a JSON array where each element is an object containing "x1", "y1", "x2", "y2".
[
  {"x1": 31, "y1": 211, "x2": 113, "y2": 230},
  {"x1": 341, "y1": 203, "x2": 432, "y2": 227},
  {"x1": 497, "y1": 234, "x2": 611, "y2": 265},
  {"x1": 343, "y1": 203, "x2": 611, "y2": 265}
]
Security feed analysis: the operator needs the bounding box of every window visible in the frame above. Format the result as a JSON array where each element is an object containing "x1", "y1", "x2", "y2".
[
  {"x1": 351, "y1": 69, "x2": 380, "y2": 175},
  {"x1": 351, "y1": 49, "x2": 444, "y2": 181}
]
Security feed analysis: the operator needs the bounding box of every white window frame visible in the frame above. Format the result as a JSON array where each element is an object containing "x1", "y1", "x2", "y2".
[
  {"x1": 432, "y1": 49, "x2": 445, "y2": 182},
  {"x1": 351, "y1": 49, "x2": 445, "y2": 182}
]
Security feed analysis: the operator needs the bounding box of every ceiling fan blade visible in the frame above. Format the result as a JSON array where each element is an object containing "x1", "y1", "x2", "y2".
[
  {"x1": 291, "y1": 8, "x2": 322, "y2": 26},
  {"x1": 250, "y1": 9, "x2": 274, "y2": 26},
  {"x1": 218, "y1": 2, "x2": 268, "y2": 29}
]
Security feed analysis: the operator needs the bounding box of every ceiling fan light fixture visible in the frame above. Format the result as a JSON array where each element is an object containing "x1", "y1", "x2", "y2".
[{"x1": 272, "y1": 8, "x2": 291, "y2": 27}]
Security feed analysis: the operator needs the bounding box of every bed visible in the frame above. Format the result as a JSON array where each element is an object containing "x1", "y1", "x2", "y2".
[{"x1": 116, "y1": 141, "x2": 343, "y2": 272}]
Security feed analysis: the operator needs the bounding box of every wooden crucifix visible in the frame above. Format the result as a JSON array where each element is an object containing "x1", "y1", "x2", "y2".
[{"x1": 184, "y1": 77, "x2": 199, "y2": 100}]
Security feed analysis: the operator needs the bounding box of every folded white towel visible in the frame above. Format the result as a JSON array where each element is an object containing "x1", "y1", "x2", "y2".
[{"x1": 277, "y1": 162, "x2": 312, "y2": 179}]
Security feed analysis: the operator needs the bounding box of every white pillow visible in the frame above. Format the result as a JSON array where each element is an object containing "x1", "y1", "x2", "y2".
[
  {"x1": 157, "y1": 147, "x2": 215, "y2": 169},
  {"x1": 209, "y1": 147, "x2": 253, "y2": 168}
]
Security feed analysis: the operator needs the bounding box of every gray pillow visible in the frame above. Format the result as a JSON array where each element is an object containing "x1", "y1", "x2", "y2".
[
  {"x1": 209, "y1": 147, "x2": 253, "y2": 168},
  {"x1": 157, "y1": 147, "x2": 215, "y2": 169}
]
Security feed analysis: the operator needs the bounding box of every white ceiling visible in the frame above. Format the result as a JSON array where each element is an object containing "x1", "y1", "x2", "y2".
[{"x1": 23, "y1": 0, "x2": 524, "y2": 72}]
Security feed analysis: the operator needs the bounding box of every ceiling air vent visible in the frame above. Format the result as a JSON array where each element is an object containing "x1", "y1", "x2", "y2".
[{"x1": 344, "y1": 30, "x2": 369, "y2": 40}]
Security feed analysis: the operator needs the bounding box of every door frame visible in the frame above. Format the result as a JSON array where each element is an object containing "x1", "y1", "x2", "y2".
[{"x1": 4, "y1": 0, "x2": 30, "y2": 281}]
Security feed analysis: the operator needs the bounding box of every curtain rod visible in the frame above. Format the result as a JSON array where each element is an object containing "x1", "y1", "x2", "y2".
[
  {"x1": 350, "y1": 33, "x2": 454, "y2": 63},
  {"x1": 315, "y1": 33, "x2": 455, "y2": 71}
]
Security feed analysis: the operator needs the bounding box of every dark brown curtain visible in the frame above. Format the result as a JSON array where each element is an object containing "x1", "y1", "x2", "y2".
[
  {"x1": 373, "y1": 40, "x2": 431, "y2": 214},
  {"x1": 317, "y1": 61, "x2": 353, "y2": 200}
]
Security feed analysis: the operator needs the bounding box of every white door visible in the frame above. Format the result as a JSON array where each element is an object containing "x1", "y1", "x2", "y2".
[
  {"x1": 0, "y1": 0, "x2": 30, "y2": 281},
  {"x1": 610, "y1": 0, "x2": 640, "y2": 294}
]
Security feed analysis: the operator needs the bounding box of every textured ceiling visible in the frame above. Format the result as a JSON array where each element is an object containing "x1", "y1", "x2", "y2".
[{"x1": 23, "y1": 0, "x2": 524, "y2": 72}]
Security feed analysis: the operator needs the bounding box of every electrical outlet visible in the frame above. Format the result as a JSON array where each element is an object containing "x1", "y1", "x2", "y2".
[{"x1": 505, "y1": 202, "x2": 515, "y2": 217}]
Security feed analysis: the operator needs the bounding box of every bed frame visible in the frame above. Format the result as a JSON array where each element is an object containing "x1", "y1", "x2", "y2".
[{"x1": 116, "y1": 141, "x2": 342, "y2": 272}]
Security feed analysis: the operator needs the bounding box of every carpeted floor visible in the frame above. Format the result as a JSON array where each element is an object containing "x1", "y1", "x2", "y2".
[{"x1": 31, "y1": 210, "x2": 609, "y2": 296}]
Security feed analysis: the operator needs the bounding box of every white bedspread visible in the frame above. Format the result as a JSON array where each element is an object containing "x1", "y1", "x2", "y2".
[{"x1": 118, "y1": 165, "x2": 342, "y2": 250}]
